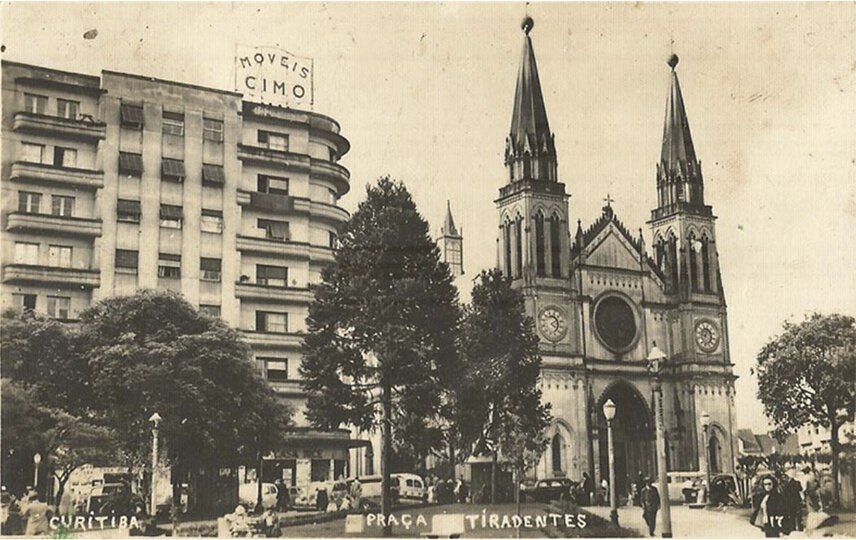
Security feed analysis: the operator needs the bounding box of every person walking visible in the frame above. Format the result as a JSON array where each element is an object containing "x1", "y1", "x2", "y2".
[
  {"x1": 781, "y1": 472, "x2": 803, "y2": 534},
  {"x1": 640, "y1": 478, "x2": 660, "y2": 537},
  {"x1": 751, "y1": 475, "x2": 785, "y2": 538},
  {"x1": 581, "y1": 472, "x2": 593, "y2": 506},
  {"x1": 350, "y1": 477, "x2": 362, "y2": 511},
  {"x1": 22, "y1": 493, "x2": 52, "y2": 537}
]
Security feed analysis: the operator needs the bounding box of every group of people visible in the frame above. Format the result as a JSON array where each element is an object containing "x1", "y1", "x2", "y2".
[
  {"x1": 1, "y1": 488, "x2": 53, "y2": 537},
  {"x1": 750, "y1": 470, "x2": 811, "y2": 538},
  {"x1": 425, "y1": 476, "x2": 468, "y2": 505},
  {"x1": 315, "y1": 476, "x2": 362, "y2": 513}
]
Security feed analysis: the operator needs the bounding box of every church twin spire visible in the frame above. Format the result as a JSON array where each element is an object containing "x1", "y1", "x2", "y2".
[
  {"x1": 656, "y1": 54, "x2": 707, "y2": 214},
  {"x1": 505, "y1": 16, "x2": 558, "y2": 184}
]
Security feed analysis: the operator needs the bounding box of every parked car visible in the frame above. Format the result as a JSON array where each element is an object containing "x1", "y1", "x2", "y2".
[
  {"x1": 392, "y1": 473, "x2": 426, "y2": 501},
  {"x1": 349, "y1": 475, "x2": 400, "y2": 510},
  {"x1": 239, "y1": 482, "x2": 278, "y2": 509},
  {"x1": 666, "y1": 471, "x2": 706, "y2": 503},
  {"x1": 523, "y1": 478, "x2": 576, "y2": 502}
]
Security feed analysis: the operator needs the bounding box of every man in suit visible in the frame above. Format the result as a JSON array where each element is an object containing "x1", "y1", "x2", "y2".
[{"x1": 640, "y1": 478, "x2": 661, "y2": 537}]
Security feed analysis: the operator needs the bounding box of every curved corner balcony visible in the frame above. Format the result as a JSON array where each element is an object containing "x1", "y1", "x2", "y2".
[
  {"x1": 2, "y1": 264, "x2": 100, "y2": 288},
  {"x1": 309, "y1": 158, "x2": 350, "y2": 197},
  {"x1": 9, "y1": 161, "x2": 104, "y2": 190},
  {"x1": 235, "y1": 235, "x2": 312, "y2": 260},
  {"x1": 6, "y1": 212, "x2": 102, "y2": 238},
  {"x1": 234, "y1": 282, "x2": 313, "y2": 304},
  {"x1": 240, "y1": 330, "x2": 304, "y2": 351},
  {"x1": 13, "y1": 111, "x2": 106, "y2": 141}
]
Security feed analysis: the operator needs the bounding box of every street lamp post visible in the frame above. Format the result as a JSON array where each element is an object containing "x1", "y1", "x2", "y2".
[
  {"x1": 603, "y1": 399, "x2": 619, "y2": 528},
  {"x1": 700, "y1": 411, "x2": 711, "y2": 505},
  {"x1": 149, "y1": 412, "x2": 162, "y2": 518},
  {"x1": 33, "y1": 453, "x2": 42, "y2": 491},
  {"x1": 646, "y1": 342, "x2": 673, "y2": 538}
]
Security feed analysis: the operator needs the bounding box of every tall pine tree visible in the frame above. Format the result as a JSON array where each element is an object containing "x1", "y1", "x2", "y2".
[{"x1": 301, "y1": 177, "x2": 460, "y2": 534}]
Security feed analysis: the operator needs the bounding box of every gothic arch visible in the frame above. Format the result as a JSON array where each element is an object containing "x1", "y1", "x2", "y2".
[
  {"x1": 548, "y1": 419, "x2": 574, "y2": 477},
  {"x1": 706, "y1": 422, "x2": 729, "y2": 474},
  {"x1": 596, "y1": 378, "x2": 652, "y2": 415}
]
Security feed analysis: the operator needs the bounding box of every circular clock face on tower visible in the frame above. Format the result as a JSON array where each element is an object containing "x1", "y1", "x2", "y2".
[
  {"x1": 695, "y1": 320, "x2": 720, "y2": 353},
  {"x1": 538, "y1": 307, "x2": 568, "y2": 342}
]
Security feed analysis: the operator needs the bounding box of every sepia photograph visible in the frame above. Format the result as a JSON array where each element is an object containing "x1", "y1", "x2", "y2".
[{"x1": 0, "y1": 2, "x2": 854, "y2": 538}]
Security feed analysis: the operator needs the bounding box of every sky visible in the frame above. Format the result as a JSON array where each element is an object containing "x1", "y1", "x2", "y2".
[{"x1": 2, "y1": 2, "x2": 855, "y2": 433}]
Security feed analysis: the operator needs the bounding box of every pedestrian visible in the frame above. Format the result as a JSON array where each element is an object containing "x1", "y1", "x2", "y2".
[
  {"x1": 640, "y1": 477, "x2": 660, "y2": 537},
  {"x1": 275, "y1": 480, "x2": 289, "y2": 512},
  {"x1": 750, "y1": 475, "x2": 785, "y2": 538},
  {"x1": 350, "y1": 477, "x2": 362, "y2": 511},
  {"x1": 600, "y1": 478, "x2": 609, "y2": 505},
  {"x1": 458, "y1": 477, "x2": 469, "y2": 504},
  {"x1": 22, "y1": 493, "x2": 52, "y2": 537},
  {"x1": 454, "y1": 476, "x2": 462, "y2": 503},
  {"x1": 581, "y1": 472, "x2": 593, "y2": 506},
  {"x1": 781, "y1": 472, "x2": 803, "y2": 534},
  {"x1": 635, "y1": 471, "x2": 645, "y2": 506},
  {"x1": 427, "y1": 478, "x2": 436, "y2": 504},
  {"x1": 315, "y1": 488, "x2": 328, "y2": 513}
]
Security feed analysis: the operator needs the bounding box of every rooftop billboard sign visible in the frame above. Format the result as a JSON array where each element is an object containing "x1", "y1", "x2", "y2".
[{"x1": 235, "y1": 45, "x2": 313, "y2": 110}]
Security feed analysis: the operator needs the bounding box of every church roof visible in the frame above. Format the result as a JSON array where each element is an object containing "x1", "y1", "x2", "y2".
[
  {"x1": 508, "y1": 17, "x2": 552, "y2": 152},
  {"x1": 572, "y1": 204, "x2": 667, "y2": 282},
  {"x1": 660, "y1": 54, "x2": 698, "y2": 176},
  {"x1": 442, "y1": 200, "x2": 459, "y2": 237}
]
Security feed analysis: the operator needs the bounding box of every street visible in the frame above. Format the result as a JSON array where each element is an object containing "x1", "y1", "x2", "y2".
[{"x1": 586, "y1": 504, "x2": 759, "y2": 538}]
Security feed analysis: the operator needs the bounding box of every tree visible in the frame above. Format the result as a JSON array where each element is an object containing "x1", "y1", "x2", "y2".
[
  {"x1": 301, "y1": 177, "x2": 460, "y2": 535},
  {"x1": 456, "y1": 269, "x2": 551, "y2": 503},
  {"x1": 0, "y1": 379, "x2": 118, "y2": 501},
  {"x1": 755, "y1": 313, "x2": 856, "y2": 508},
  {"x1": 74, "y1": 290, "x2": 293, "y2": 503}
]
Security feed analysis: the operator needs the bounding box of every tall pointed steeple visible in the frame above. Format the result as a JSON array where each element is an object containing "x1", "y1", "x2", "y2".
[
  {"x1": 505, "y1": 16, "x2": 557, "y2": 184},
  {"x1": 438, "y1": 200, "x2": 463, "y2": 277},
  {"x1": 656, "y1": 54, "x2": 705, "y2": 213}
]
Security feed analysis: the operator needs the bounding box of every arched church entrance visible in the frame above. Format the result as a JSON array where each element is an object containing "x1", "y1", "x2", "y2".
[
  {"x1": 598, "y1": 382, "x2": 655, "y2": 498},
  {"x1": 708, "y1": 425, "x2": 726, "y2": 474}
]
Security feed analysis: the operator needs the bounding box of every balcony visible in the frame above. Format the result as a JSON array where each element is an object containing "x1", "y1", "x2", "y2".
[
  {"x1": 9, "y1": 161, "x2": 104, "y2": 190},
  {"x1": 6, "y1": 212, "x2": 102, "y2": 238},
  {"x1": 309, "y1": 158, "x2": 351, "y2": 195},
  {"x1": 13, "y1": 112, "x2": 106, "y2": 141},
  {"x1": 2, "y1": 264, "x2": 100, "y2": 288},
  {"x1": 269, "y1": 380, "x2": 306, "y2": 397},
  {"x1": 237, "y1": 190, "x2": 295, "y2": 213},
  {"x1": 237, "y1": 144, "x2": 310, "y2": 169},
  {"x1": 235, "y1": 235, "x2": 310, "y2": 259},
  {"x1": 235, "y1": 282, "x2": 312, "y2": 304},
  {"x1": 309, "y1": 200, "x2": 349, "y2": 225},
  {"x1": 309, "y1": 245, "x2": 335, "y2": 264},
  {"x1": 241, "y1": 330, "x2": 303, "y2": 350}
]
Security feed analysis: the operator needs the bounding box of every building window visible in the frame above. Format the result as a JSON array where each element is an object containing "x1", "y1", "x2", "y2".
[
  {"x1": 115, "y1": 249, "x2": 139, "y2": 272},
  {"x1": 203, "y1": 118, "x2": 224, "y2": 142},
  {"x1": 162, "y1": 111, "x2": 185, "y2": 136},
  {"x1": 57, "y1": 99, "x2": 79, "y2": 120},
  {"x1": 201, "y1": 209, "x2": 223, "y2": 234},
  {"x1": 118, "y1": 152, "x2": 143, "y2": 176},
  {"x1": 52, "y1": 195, "x2": 75, "y2": 217},
  {"x1": 120, "y1": 103, "x2": 144, "y2": 129},
  {"x1": 53, "y1": 147, "x2": 77, "y2": 168},
  {"x1": 327, "y1": 187, "x2": 337, "y2": 204},
  {"x1": 199, "y1": 304, "x2": 221, "y2": 318},
  {"x1": 259, "y1": 358, "x2": 288, "y2": 382},
  {"x1": 328, "y1": 231, "x2": 338, "y2": 249},
  {"x1": 257, "y1": 175, "x2": 289, "y2": 195},
  {"x1": 256, "y1": 265, "x2": 287, "y2": 287},
  {"x1": 202, "y1": 164, "x2": 225, "y2": 186},
  {"x1": 48, "y1": 245, "x2": 73, "y2": 268},
  {"x1": 159, "y1": 204, "x2": 183, "y2": 228},
  {"x1": 257, "y1": 219, "x2": 288, "y2": 241},
  {"x1": 13, "y1": 293, "x2": 37, "y2": 311},
  {"x1": 18, "y1": 191, "x2": 41, "y2": 214},
  {"x1": 46, "y1": 296, "x2": 71, "y2": 319},
  {"x1": 14, "y1": 242, "x2": 39, "y2": 265},
  {"x1": 21, "y1": 142, "x2": 45, "y2": 164},
  {"x1": 161, "y1": 159, "x2": 186, "y2": 182},
  {"x1": 200, "y1": 258, "x2": 222, "y2": 282},
  {"x1": 257, "y1": 130, "x2": 288, "y2": 151},
  {"x1": 158, "y1": 253, "x2": 181, "y2": 279},
  {"x1": 550, "y1": 215, "x2": 561, "y2": 277},
  {"x1": 24, "y1": 93, "x2": 47, "y2": 114},
  {"x1": 117, "y1": 199, "x2": 142, "y2": 223},
  {"x1": 255, "y1": 311, "x2": 287, "y2": 333}
]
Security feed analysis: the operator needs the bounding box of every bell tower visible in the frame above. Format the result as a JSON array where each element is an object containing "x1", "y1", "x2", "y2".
[{"x1": 496, "y1": 16, "x2": 571, "y2": 288}]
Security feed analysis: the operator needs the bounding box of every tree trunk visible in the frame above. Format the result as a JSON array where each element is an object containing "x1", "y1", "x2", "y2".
[
  {"x1": 830, "y1": 416, "x2": 841, "y2": 509},
  {"x1": 381, "y1": 382, "x2": 392, "y2": 537},
  {"x1": 256, "y1": 453, "x2": 264, "y2": 514},
  {"x1": 448, "y1": 439, "x2": 455, "y2": 481},
  {"x1": 491, "y1": 448, "x2": 497, "y2": 505},
  {"x1": 515, "y1": 466, "x2": 521, "y2": 539}
]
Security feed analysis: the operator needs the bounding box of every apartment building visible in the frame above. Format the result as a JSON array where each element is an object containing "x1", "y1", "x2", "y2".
[{"x1": 1, "y1": 60, "x2": 357, "y2": 486}]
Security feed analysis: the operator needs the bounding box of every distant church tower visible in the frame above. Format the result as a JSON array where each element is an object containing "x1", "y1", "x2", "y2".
[{"x1": 439, "y1": 200, "x2": 464, "y2": 277}]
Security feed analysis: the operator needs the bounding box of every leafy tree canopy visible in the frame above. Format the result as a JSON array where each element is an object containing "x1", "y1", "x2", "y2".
[
  {"x1": 301, "y1": 177, "x2": 461, "y2": 443},
  {"x1": 457, "y1": 269, "x2": 551, "y2": 470}
]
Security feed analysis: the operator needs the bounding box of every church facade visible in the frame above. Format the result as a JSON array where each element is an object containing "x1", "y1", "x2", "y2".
[{"x1": 496, "y1": 18, "x2": 738, "y2": 493}]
